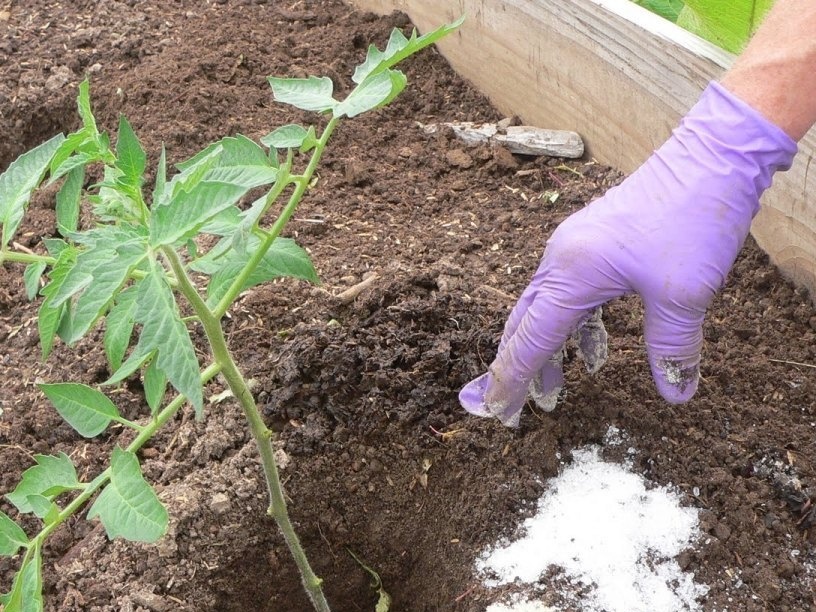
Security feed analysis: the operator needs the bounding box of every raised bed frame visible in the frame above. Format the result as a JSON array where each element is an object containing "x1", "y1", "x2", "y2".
[{"x1": 347, "y1": 0, "x2": 816, "y2": 295}]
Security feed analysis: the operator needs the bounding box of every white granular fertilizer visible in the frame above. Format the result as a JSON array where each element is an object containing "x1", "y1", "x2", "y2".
[{"x1": 478, "y1": 446, "x2": 708, "y2": 612}]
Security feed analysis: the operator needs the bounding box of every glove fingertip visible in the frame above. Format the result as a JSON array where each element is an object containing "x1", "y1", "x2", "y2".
[
  {"x1": 459, "y1": 373, "x2": 524, "y2": 427},
  {"x1": 528, "y1": 350, "x2": 565, "y2": 412},
  {"x1": 459, "y1": 374, "x2": 492, "y2": 416},
  {"x1": 650, "y1": 358, "x2": 700, "y2": 404},
  {"x1": 529, "y1": 378, "x2": 562, "y2": 412}
]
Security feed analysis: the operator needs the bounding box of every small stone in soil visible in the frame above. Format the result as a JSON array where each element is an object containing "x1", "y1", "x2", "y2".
[{"x1": 210, "y1": 493, "x2": 231, "y2": 515}]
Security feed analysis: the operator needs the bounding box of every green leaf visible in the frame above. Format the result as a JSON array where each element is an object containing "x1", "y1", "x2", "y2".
[
  {"x1": 88, "y1": 447, "x2": 168, "y2": 543},
  {"x1": 268, "y1": 76, "x2": 337, "y2": 113},
  {"x1": 39, "y1": 383, "x2": 122, "y2": 438},
  {"x1": 175, "y1": 135, "x2": 264, "y2": 171},
  {"x1": 186, "y1": 238, "x2": 198, "y2": 259},
  {"x1": 69, "y1": 243, "x2": 145, "y2": 344},
  {"x1": 677, "y1": 0, "x2": 774, "y2": 52},
  {"x1": 47, "y1": 128, "x2": 103, "y2": 183},
  {"x1": 206, "y1": 237, "x2": 319, "y2": 306},
  {"x1": 157, "y1": 146, "x2": 223, "y2": 209},
  {"x1": 268, "y1": 148, "x2": 280, "y2": 168},
  {"x1": 6, "y1": 453, "x2": 81, "y2": 515},
  {"x1": 48, "y1": 228, "x2": 147, "y2": 344},
  {"x1": 335, "y1": 69, "x2": 407, "y2": 118},
  {"x1": 632, "y1": 0, "x2": 685, "y2": 21},
  {"x1": 89, "y1": 165, "x2": 144, "y2": 223},
  {"x1": 115, "y1": 115, "x2": 146, "y2": 196},
  {"x1": 199, "y1": 206, "x2": 242, "y2": 236},
  {"x1": 50, "y1": 130, "x2": 89, "y2": 177},
  {"x1": 374, "y1": 71, "x2": 408, "y2": 110},
  {"x1": 0, "y1": 545, "x2": 43, "y2": 612},
  {"x1": 152, "y1": 144, "x2": 167, "y2": 207},
  {"x1": 213, "y1": 134, "x2": 270, "y2": 167},
  {"x1": 46, "y1": 78, "x2": 107, "y2": 184},
  {"x1": 0, "y1": 134, "x2": 65, "y2": 247},
  {"x1": 174, "y1": 142, "x2": 223, "y2": 173},
  {"x1": 23, "y1": 262, "x2": 46, "y2": 301},
  {"x1": 43, "y1": 238, "x2": 69, "y2": 257},
  {"x1": 143, "y1": 356, "x2": 167, "y2": 415},
  {"x1": 77, "y1": 78, "x2": 98, "y2": 135},
  {"x1": 352, "y1": 16, "x2": 464, "y2": 84},
  {"x1": 104, "y1": 285, "x2": 138, "y2": 371},
  {"x1": 24, "y1": 496, "x2": 54, "y2": 521},
  {"x1": 49, "y1": 152, "x2": 95, "y2": 185},
  {"x1": 105, "y1": 348, "x2": 151, "y2": 386},
  {"x1": 47, "y1": 261, "x2": 92, "y2": 309},
  {"x1": 110, "y1": 262, "x2": 202, "y2": 413},
  {"x1": 0, "y1": 511, "x2": 28, "y2": 556},
  {"x1": 98, "y1": 132, "x2": 112, "y2": 157},
  {"x1": 149, "y1": 180, "x2": 249, "y2": 246},
  {"x1": 297, "y1": 126, "x2": 319, "y2": 154},
  {"x1": 55, "y1": 164, "x2": 84, "y2": 235},
  {"x1": 39, "y1": 246, "x2": 77, "y2": 359},
  {"x1": 204, "y1": 165, "x2": 278, "y2": 190},
  {"x1": 261, "y1": 124, "x2": 316, "y2": 150},
  {"x1": 38, "y1": 301, "x2": 66, "y2": 361},
  {"x1": 42, "y1": 502, "x2": 60, "y2": 527},
  {"x1": 188, "y1": 238, "x2": 231, "y2": 275},
  {"x1": 174, "y1": 136, "x2": 278, "y2": 191},
  {"x1": 234, "y1": 194, "x2": 270, "y2": 246}
]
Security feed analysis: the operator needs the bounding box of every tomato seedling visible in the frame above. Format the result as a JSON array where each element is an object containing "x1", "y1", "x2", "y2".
[{"x1": 0, "y1": 17, "x2": 463, "y2": 612}]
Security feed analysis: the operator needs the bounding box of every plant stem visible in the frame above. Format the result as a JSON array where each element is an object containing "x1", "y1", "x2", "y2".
[
  {"x1": 162, "y1": 247, "x2": 331, "y2": 612},
  {"x1": 31, "y1": 362, "x2": 222, "y2": 546},
  {"x1": 0, "y1": 249, "x2": 54, "y2": 266},
  {"x1": 212, "y1": 116, "x2": 340, "y2": 319}
]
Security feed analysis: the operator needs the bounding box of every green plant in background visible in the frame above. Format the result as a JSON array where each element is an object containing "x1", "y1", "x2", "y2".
[
  {"x1": 0, "y1": 17, "x2": 463, "y2": 612},
  {"x1": 633, "y1": 0, "x2": 774, "y2": 53}
]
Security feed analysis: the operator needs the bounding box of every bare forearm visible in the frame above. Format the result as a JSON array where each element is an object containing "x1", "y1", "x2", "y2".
[{"x1": 720, "y1": 0, "x2": 816, "y2": 141}]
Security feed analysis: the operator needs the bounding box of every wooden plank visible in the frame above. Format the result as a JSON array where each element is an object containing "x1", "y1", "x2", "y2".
[{"x1": 348, "y1": 0, "x2": 816, "y2": 295}]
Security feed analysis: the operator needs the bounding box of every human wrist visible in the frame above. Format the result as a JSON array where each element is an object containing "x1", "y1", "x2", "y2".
[
  {"x1": 699, "y1": 81, "x2": 797, "y2": 165},
  {"x1": 721, "y1": 62, "x2": 816, "y2": 141},
  {"x1": 667, "y1": 81, "x2": 797, "y2": 218},
  {"x1": 719, "y1": 0, "x2": 816, "y2": 141}
]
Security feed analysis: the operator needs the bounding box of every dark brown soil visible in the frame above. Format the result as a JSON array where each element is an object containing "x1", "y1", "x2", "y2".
[{"x1": 2, "y1": 1, "x2": 816, "y2": 611}]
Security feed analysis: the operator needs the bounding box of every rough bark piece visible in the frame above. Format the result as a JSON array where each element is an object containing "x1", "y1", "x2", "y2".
[
  {"x1": 422, "y1": 122, "x2": 584, "y2": 158},
  {"x1": 495, "y1": 126, "x2": 583, "y2": 157}
]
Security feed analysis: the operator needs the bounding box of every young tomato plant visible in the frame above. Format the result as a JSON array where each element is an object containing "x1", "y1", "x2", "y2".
[{"x1": 0, "y1": 17, "x2": 463, "y2": 612}]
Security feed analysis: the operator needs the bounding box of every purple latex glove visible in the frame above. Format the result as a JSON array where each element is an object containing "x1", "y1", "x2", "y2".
[{"x1": 461, "y1": 81, "x2": 797, "y2": 427}]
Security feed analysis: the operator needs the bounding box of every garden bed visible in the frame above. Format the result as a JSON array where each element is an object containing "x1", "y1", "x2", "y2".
[{"x1": 1, "y1": 0, "x2": 815, "y2": 610}]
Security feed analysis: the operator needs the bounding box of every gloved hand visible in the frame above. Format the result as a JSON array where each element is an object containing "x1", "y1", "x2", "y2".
[{"x1": 460, "y1": 81, "x2": 797, "y2": 427}]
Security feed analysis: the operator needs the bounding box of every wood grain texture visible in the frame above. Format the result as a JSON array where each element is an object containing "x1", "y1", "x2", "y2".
[{"x1": 348, "y1": 0, "x2": 816, "y2": 295}]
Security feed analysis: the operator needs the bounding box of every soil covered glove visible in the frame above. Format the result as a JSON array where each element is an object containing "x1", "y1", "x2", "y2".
[{"x1": 460, "y1": 81, "x2": 797, "y2": 427}]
